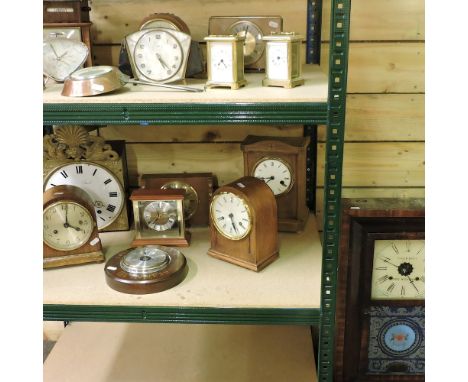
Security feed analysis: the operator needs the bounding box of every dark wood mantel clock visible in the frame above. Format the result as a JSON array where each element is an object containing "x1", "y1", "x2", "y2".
[{"x1": 335, "y1": 198, "x2": 425, "y2": 382}]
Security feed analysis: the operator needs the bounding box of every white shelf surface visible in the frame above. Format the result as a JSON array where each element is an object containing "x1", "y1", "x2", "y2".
[
  {"x1": 43, "y1": 65, "x2": 328, "y2": 104},
  {"x1": 43, "y1": 215, "x2": 322, "y2": 309},
  {"x1": 43, "y1": 322, "x2": 317, "y2": 382}
]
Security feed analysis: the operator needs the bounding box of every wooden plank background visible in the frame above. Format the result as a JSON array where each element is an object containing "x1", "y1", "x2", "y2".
[{"x1": 89, "y1": 0, "x2": 425, "y2": 229}]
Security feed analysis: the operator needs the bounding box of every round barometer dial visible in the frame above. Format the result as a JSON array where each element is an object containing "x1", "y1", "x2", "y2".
[
  {"x1": 228, "y1": 21, "x2": 264, "y2": 65},
  {"x1": 211, "y1": 192, "x2": 252, "y2": 240},
  {"x1": 133, "y1": 29, "x2": 184, "y2": 82},
  {"x1": 43, "y1": 201, "x2": 93, "y2": 251},
  {"x1": 253, "y1": 157, "x2": 293, "y2": 196}
]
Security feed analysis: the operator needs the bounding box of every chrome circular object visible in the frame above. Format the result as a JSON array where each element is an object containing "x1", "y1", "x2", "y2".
[{"x1": 120, "y1": 247, "x2": 170, "y2": 275}]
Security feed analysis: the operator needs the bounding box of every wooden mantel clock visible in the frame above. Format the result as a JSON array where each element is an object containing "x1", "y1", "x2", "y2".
[
  {"x1": 43, "y1": 126, "x2": 130, "y2": 233},
  {"x1": 335, "y1": 198, "x2": 425, "y2": 382},
  {"x1": 241, "y1": 135, "x2": 310, "y2": 232},
  {"x1": 43, "y1": 184, "x2": 104, "y2": 268},
  {"x1": 208, "y1": 176, "x2": 278, "y2": 271}
]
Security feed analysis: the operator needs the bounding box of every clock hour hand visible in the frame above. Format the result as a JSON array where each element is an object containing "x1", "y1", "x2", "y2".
[
  {"x1": 228, "y1": 213, "x2": 239, "y2": 233},
  {"x1": 156, "y1": 53, "x2": 170, "y2": 70},
  {"x1": 49, "y1": 43, "x2": 60, "y2": 59}
]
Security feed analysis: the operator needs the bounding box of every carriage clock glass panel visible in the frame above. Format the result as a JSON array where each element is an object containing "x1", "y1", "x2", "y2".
[
  {"x1": 43, "y1": 38, "x2": 89, "y2": 81},
  {"x1": 44, "y1": 162, "x2": 124, "y2": 230},
  {"x1": 209, "y1": 42, "x2": 234, "y2": 83},
  {"x1": 43, "y1": 27, "x2": 82, "y2": 42},
  {"x1": 371, "y1": 240, "x2": 425, "y2": 300}
]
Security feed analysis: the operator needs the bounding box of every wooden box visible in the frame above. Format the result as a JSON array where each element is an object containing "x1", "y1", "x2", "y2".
[{"x1": 43, "y1": 0, "x2": 90, "y2": 23}]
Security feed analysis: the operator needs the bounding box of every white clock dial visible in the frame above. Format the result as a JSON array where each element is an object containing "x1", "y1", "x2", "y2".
[
  {"x1": 133, "y1": 29, "x2": 184, "y2": 82},
  {"x1": 211, "y1": 192, "x2": 251, "y2": 240},
  {"x1": 209, "y1": 42, "x2": 234, "y2": 83},
  {"x1": 371, "y1": 239, "x2": 425, "y2": 300},
  {"x1": 143, "y1": 201, "x2": 178, "y2": 231},
  {"x1": 43, "y1": 38, "x2": 89, "y2": 82},
  {"x1": 43, "y1": 201, "x2": 93, "y2": 251},
  {"x1": 253, "y1": 158, "x2": 293, "y2": 196},
  {"x1": 266, "y1": 42, "x2": 288, "y2": 80},
  {"x1": 44, "y1": 162, "x2": 124, "y2": 230},
  {"x1": 228, "y1": 21, "x2": 264, "y2": 65}
]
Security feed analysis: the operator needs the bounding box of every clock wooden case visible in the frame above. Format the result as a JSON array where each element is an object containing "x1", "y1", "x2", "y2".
[
  {"x1": 43, "y1": 126, "x2": 130, "y2": 232},
  {"x1": 241, "y1": 135, "x2": 310, "y2": 232},
  {"x1": 43, "y1": 184, "x2": 104, "y2": 269},
  {"x1": 335, "y1": 198, "x2": 425, "y2": 382},
  {"x1": 43, "y1": 1, "x2": 91, "y2": 23},
  {"x1": 139, "y1": 173, "x2": 215, "y2": 227},
  {"x1": 208, "y1": 176, "x2": 278, "y2": 271},
  {"x1": 130, "y1": 188, "x2": 190, "y2": 247}
]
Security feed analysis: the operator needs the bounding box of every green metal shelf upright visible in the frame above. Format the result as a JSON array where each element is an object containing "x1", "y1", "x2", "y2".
[{"x1": 42, "y1": 1, "x2": 351, "y2": 381}]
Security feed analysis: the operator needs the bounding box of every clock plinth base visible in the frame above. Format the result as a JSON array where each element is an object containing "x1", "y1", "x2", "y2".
[
  {"x1": 278, "y1": 214, "x2": 309, "y2": 233},
  {"x1": 205, "y1": 79, "x2": 247, "y2": 90},
  {"x1": 207, "y1": 248, "x2": 279, "y2": 272},
  {"x1": 131, "y1": 231, "x2": 191, "y2": 247},
  {"x1": 43, "y1": 250, "x2": 105, "y2": 269},
  {"x1": 262, "y1": 77, "x2": 304, "y2": 89}
]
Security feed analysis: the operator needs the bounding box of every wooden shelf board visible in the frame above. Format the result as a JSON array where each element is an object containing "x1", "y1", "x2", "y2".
[
  {"x1": 43, "y1": 65, "x2": 328, "y2": 104},
  {"x1": 43, "y1": 322, "x2": 317, "y2": 382},
  {"x1": 43, "y1": 215, "x2": 322, "y2": 309}
]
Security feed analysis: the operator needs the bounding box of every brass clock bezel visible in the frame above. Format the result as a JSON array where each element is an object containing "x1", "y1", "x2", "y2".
[
  {"x1": 43, "y1": 200, "x2": 94, "y2": 251},
  {"x1": 252, "y1": 156, "x2": 295, "y2": 196},
  {"x1": 210, "y1": 192, "x2": 252, "y2": 241},
  {"x1": 161, "y1": 181, "x2": 199, "y2": 220},
  {"x1": 227, "y1": 20, "x2": 264, "y2": 65}
]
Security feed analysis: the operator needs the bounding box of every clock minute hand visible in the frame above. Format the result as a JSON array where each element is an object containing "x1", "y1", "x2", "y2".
[
  {"x1": 156, "y1": 53, "x2": 169, "y2": 70},
  {"x1": 228, "y1": 213, "x2": 239, "y2": 234}
]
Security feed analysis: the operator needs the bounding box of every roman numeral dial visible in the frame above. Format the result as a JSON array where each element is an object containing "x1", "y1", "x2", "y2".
[
  {"x1": 370, "y1": 239, "x2": 425, "y2": 300},
  {"x1": 211, "y1": 192, "x2": 251, "y2": 240},
  {"x1": 252, "y1": 157, "x2": 293, "y2": 196},
  {"x1": 44, "y1": 162, "x2": 124, "y2": 230}
]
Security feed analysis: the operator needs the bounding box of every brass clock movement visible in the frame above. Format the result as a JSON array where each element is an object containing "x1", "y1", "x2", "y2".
[
  {"x1": 208, "y1": 16, "x2": 283, "y2": 70},
  {"x1": 204, "y1": 35, "x2": 246, "y2": 90},
  {"x1": 43, "y1": 126, "x2": 130, "y2": 232},
  {"x1": 335, "y1": 198, "x2": 425, "y2": 381},
  {"x1": 140, "y1": 173, "x2": 214, "y2": 227},
  {"x1": 105, "y1": 245, "x2": 188, "y2": 294},
  {"x1": 130, "y1": 188, "x2": 190, "y2": 247},
  {"x1": 208, "y1": 176, "x2": 278, "y2": 271},
  {"x1": 262, "y1": 32, "x2": 304, "y2": 88},
  {"x1": 43, "y1": 184, "x2": 104, "y2": 269},
  {"x1": 241, "y1": 135, "x2": 310, "y2": 232}
]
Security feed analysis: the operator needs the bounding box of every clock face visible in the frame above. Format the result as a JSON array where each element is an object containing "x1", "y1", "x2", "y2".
[
  {"x1": 43, "y1": 201, "x2": 93, "y2": 251},
  {"x1": 228, "y1": 21, "x2": 264, "y2": 65},
  {"x1": 211, "y1": 192, "x2": 252, "y2": 240},
  {"x1": 44, "y1": 162, "x2": 124, "y2": 230},
  {"x1": 266, "y1": 42, "x2": 289, "y2": 80},
  {"x1": 133, "y1": 29, "x2": 184, "y2": 82},
  {"x1": 209, "y1": 42, "x2": 234, "y2": 83},
  {"x1": 142, "y1": 201, "x2": 178, "y2": 232},
  {"x1": 161, "y1": 181, "x2": 199, "y2": 220},
  {"x1": 371, "y1": 239, "x2": 425, "y2": 300},
  {"x1": 252, "y1": 157, "x2": 293, "y2": 196},
  {"x1": 43, "y1": 37, "x2": 89, "y2": 82}
]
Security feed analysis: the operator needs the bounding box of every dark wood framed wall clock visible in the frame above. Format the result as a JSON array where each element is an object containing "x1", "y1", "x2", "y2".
[
  {"x1": 43, "y1": 126, "x2": 130, "y2": 232},
  {"x1": 335, "y1": 198, "x2": 425, "y2": 382}
]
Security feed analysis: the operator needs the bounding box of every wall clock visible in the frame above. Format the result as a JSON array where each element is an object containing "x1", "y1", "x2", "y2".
[
  {"x1": 262, "y1": 32, "x2": 304, "y2": 88},
  {"x1": 43, "y1": 126, "x2": 130, "y2": 232},
  {"x1": 241, "y1": 135, "x2": 310, "y2": 232},
  {"x1": 43, "y1": 184, "x2": 104, "y2": 269},
  {"x1": 208, "y1": 176, "x2": 278, "y2": 271},
  {"x1": 335, "y1": 198, "x2": 425, "y2": 382},
  {"x1": 105, "y1": 245, "x2": 188, "y2": 294},
  {"x1": 139, "y1": 173, "x2": 214, "y2": 227},
  {"x1": 130, "y1": 188, "x2": 190, "y2": 247},
  {"x1": 208, "y1": 16, "x2": 283, "y2": 70},
  {"x1": 204, "y1": 35, "x2": 246, "y2": 90}
]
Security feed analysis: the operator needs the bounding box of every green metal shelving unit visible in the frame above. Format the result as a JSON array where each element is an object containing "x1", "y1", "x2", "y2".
[{"x1": 43, "y1": 1, "x2": 351, "y2": 380}]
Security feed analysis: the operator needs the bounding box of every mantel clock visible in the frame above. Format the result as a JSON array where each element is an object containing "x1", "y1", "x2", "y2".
[
  {"x1": 335, "y1": 198, "x2": 425, "y2": 382},
  {"x1": 43, "y1": 126, "x2": 130, "y2": 232}
]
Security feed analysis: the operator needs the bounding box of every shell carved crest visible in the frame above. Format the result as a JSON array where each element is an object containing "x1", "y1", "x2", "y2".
[{"x1": 43, "y1": 126, "x2": 119, "y2": 161}]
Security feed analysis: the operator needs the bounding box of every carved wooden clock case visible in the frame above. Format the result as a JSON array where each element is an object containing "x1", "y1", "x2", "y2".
[{"x1": 335, "y1": 198, "x2": 425, "y2": 382}]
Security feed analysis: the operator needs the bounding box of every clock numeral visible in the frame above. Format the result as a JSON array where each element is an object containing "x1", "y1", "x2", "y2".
[
  {"x1": 49, "y1": 183, "x2": 56, "y2": 187},
  {"x1": 401, "y1": 286, "x2": 406, "y2": 296},
  {"x1": 387, "y1": 282, "x2": 396, "y2": 293},
  {"x1": 109, "y1": 192, "x2": 118, "y2": 198},
  {"x1": 60, "y1": 170, "x2": 68, "y2": 178},
  {"x1": 76, "y1": 165, "x2": 83, "y2": 174},
  {"x1": 92, "y1": 169, "x2": 98, "y2": 176},
  {"x1": 392, "y1": 242, "x2": 399, "y2": 254},
  {"x1": 104, "y1": 179, "x2": 112, "y2": 185},
  {"x1": 375, "y1": 266, "x2": 388, "y2": 271},
  {"x1": 377, "y1": 275, "x2": 389, "y2": 284},
  {"x1": 99, "y1": 216, "x2": 106, "y2": 221},
  {"x1": 106, "y1": 204, "x2": 116, "y2": 213}
]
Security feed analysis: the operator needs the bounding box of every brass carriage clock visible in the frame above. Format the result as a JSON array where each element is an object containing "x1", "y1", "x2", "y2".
[
  {"x1": 241, "y1": 135, "x2": 310, "y2": 232},
  {"x1": 335, "y1": 198, "x2": 425, "y2": 381},
  {"x1": 43, "y1": 126, "x2": 130, "y2": 232},
  {"x1": 204, "y1": 35, "x2": 246, "y2": 90},
  {"x1": 262, "y1": 32, "x2": 304, "y2": 88}
]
